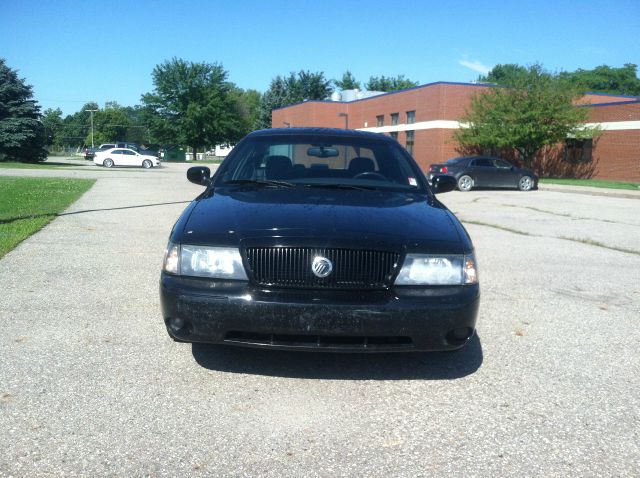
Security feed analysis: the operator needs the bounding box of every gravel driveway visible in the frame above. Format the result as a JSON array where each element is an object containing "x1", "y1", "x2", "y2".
[{"x1": 1, "y1": 164, "x2": 639, "y2": 476}]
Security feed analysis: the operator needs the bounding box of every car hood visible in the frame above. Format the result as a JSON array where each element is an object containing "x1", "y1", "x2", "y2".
[{"x1": 178, "y1": 188, "x2": 467, "y2": 253}]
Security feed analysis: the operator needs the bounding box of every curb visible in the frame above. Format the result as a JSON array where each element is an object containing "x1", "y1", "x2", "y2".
[{"x1": 538, "y1": 184, "x2": 640, "y2": 200}]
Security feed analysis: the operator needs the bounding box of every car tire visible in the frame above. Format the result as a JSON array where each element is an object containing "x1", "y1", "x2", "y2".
[
  {"x1": 103, "y1": 158, "x2": 114, "y2": 168},
  {"x1": 457, "y1": 175, "x2": 473, "y2": 192},
  {"x1": 518, "y1": 176, "x2": 534, "y2": 191},
  {"x1": 142, "y1": 160, "x2": 152, "y2": 169}
]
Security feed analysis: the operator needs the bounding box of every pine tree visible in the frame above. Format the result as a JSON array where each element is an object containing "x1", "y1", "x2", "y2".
[
  {"x1": 254, "y1": 71, "x2": 333, "y2": 130},
  {"x1": 334, "y1": 71, "x2": 361, "y2": 90},
  {"x1": 0, "y1": 59, "x2": 47, "y2": 162}
]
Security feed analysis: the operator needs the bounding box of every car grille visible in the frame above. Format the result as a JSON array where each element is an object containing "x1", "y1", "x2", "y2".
[{"x1": 245, "y1": 247, "x2": 400, "y2": 290}]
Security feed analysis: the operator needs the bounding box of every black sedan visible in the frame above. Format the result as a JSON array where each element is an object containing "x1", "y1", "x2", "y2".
[
  {"x1": 160, "y1": 128, "x2": 479, "y2": 352},
  {"x1": 429, "y1": 156, "x2": 538, "y2": 191}
]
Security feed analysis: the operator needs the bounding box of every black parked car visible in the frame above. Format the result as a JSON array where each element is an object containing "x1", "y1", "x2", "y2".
[
  {"x1": 429, "y1": 156, "x2": 538, "y2": 191},
  {"x1": 160, "y1": 128, "x2": 479, "y2": 352}
]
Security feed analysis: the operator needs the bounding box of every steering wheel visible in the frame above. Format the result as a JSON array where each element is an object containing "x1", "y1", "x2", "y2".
[{"x1": 353, "y1": 171, "x2": 388, "y2": 181}]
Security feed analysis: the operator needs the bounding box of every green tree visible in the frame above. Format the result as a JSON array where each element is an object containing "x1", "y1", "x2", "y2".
[
  {"x1": 57, "y1": 102, "x2": 98, "y2": 149},
  {"x1": 560, "y1": 63, "x2": 640, "y2": 96},
  {"x1": 334, "y1": 70, "x2": 361, "y2": 90},
  {"x1": 478, "y1": 64, "x2": 530, "y2": 86},
  {"x1": 230, "y1": 87, "x2": 261, "y2": 136},
  {"x1": 121, "y1": 105, "x2": 155, "y2": 145},
  {"x1": 483, "y1": 63, "x2": 640, "y2": 96},
  {"x1": 255, "y1": 76, "x2": 288, "y2": 130},
  {"x1": 0, "y1": 58, "x2": 47, "y2": 162},
  {"x1": 255, "y1": 70, "x2": 333, "y2": 129},
  {"x1": 455, "y1": 64, "x2": 599, "y2": 168},
  {"x1": 365, "y1": 75, "x2": 418, "y2": 92},
  {"x1": 42, "y1": 107, "x2": 63, "y2": 147},
  {"x1": 87, "y1": 103, "x2": 130, "y2": 146},
  {"x1": 141, "y1": 58, "x2": 245, "y2": 156}
]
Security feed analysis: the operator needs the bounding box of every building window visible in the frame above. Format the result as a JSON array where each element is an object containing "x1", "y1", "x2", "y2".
[
  {"x1": 390, "y1": 132, "x2": 398, "y2": 140},
  {"x1": 406, "y1": 110, "x2": 415, "y2": 124},
  {"x1": 406, "y1": 130, "x2": 414, "y2": 155},
  {"x1": 390, "y1": 113, "x2": 399, "y2": 125},
  {"x1": 376, "y1": 115, "x2": 384, "y2": 127},
  {"x1": 565, "y1": 138, "x2": 593, "y2": 164}
]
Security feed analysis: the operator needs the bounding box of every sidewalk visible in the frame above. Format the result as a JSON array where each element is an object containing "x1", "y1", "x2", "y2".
[{"x1": 538, "y1": 182, "x2": 640, "y2": 199}]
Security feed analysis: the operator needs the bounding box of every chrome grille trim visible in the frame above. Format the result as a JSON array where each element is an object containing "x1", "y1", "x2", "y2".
[{"x1": 245, "y1": 247, "x2": 400, "y2": 290}]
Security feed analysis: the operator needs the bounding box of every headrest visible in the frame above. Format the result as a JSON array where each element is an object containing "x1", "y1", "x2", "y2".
[{"x1": 348, "y1": 157, "x2": 375, "y2": 173}]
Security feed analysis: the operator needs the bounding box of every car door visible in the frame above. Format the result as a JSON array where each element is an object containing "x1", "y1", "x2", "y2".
[
  {"x1": 110, "y1": 149, "x2": 123, "y2": 165},
  {"x1": 122, "y1": 149, "x2": 138, "y2": 166},
  {"x1": 470, "y1": 158, "x2": 495, "y2": 187},
  {"x1": 492, "y1": 159, "x2": 519, "y2": 187}
]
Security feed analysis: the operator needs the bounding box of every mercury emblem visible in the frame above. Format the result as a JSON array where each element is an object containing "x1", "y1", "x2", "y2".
[{"x1": 311, "y1": 256, "x2": 333, "y2": 278}]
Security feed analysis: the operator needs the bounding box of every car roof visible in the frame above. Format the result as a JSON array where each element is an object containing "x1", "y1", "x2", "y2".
[
  {"x1": 247, "y1": 127, "x2": 395, "y2": 142},
  {"x1": 100, "y1": 147, "x2": 137, "y2": 152}
]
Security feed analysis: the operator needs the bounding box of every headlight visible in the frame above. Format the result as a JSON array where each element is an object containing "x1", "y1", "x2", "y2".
[
  {"x1": 394, "y1": 253, "x2": 478, "y2": 285},
  {"x1": 162, "y1": 243, "x2": 248, "y2": 280}
]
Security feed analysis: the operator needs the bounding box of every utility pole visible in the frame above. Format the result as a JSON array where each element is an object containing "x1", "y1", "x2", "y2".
[{"x1": 86, "y1": 109, "x2": 98, "y2": 148}]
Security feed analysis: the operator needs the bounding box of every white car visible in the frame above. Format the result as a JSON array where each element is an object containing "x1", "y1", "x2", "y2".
[{"x1": 94, "y1": 148, "x2": 160, "y2": 169}]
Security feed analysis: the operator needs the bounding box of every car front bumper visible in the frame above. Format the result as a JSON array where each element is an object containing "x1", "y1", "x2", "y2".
[{"x1": 160, "y1": 274, "x2": 480, "y2": 352}]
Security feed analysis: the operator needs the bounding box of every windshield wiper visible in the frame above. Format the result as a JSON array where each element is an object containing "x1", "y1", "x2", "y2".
[
  {"x1": 302, "y1": 183, "x2": 377, "y2": 191},
  {"x1": 224, "y1": 179, "x2": 296, "y2": 188}
]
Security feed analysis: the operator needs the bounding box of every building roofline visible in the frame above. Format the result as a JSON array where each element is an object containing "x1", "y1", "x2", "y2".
[
  {"x1": 580, "y1": 99, "x2": 640, "y2": 108},
  {"x1": 272, "y1": 99, "x2": 346, "y2": 111},
  {"x1": 272, "y1": 81, "x2": 499, "y2": 112},
  {"x1": 272, "y1": 83, "x2": 639, "y2": 113},
  {"x1": 583, "y1": 91, "x2": 639, "y2": 99},
  {"x1": 247, "y1": 127, "x2": 395, "y2": 140},
  {"x1": 346, "y1": 81, "x2": 500, "y2": 104}
]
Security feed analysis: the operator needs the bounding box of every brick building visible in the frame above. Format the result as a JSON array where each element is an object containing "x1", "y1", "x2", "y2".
[{"x1": 272, "y1": 82, "x2": 640, "y2": 182}]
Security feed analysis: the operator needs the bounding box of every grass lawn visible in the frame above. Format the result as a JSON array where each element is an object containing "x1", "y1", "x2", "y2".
[
  {"x1": 540, "y1": 178, "x2": 640, "y2": 191},
  {"x1": 0, "y1": 177, "x2": 95, "y2": 258},
  {"x1": 0, "y1": 161, "x2": 153, "y2": 173},
  {"x1": 0, "y1": 161, "x2": 92, "y2": 170},
  {"x1": 164, "y1": 159, "x2": 222, "y2": 164}
]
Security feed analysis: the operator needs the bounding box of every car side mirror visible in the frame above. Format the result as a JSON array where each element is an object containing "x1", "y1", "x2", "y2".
[
  {"x1": 431, "y1": 174, "x2": 457, "y2": 194},
  {"x1": 187, "y1": 166, "x2": 211, "y2": 186}
]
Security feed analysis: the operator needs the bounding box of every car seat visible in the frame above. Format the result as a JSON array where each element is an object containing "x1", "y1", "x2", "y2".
[
  {"x1": 265, "y1": 155, "x2": 292, "y2": 180},
  {"x1": 348, "y1": 157, "x2": 375, "y2": 176}
]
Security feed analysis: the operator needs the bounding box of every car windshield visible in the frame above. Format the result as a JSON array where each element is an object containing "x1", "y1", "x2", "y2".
[{"x1": 215, "y1": 134, "x2": 426, "y2": 192}]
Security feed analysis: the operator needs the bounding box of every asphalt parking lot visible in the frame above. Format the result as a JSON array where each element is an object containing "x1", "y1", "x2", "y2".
[{"x1": 1, "y1": 162, "x2": 639, "y2": 476}]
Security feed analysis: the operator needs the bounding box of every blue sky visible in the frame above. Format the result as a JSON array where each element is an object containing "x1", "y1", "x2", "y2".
[{"x1": 2, "y1": 0, "x2": 639, "y2": 115}]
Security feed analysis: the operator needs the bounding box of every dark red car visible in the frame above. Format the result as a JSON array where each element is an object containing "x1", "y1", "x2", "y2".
[{"x1": 83, "y1": 147, "x2": 97, "y2": 160}]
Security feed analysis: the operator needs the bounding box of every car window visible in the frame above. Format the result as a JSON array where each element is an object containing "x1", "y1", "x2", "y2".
[
  {"x1": 112, "y1": 149, "x2": 123, "y2": 155},
  {"x1": 493, "y1": 159, "x2": 512, "y2": 169},
  {"x1": 123, "y1": 150, "x2": 136, "y2": 155},
  {"x1": 216, "y1": 135, "x2": 426, "y2": 192},
  {"x1": 472, "y1": 158, "x2": 493, "y2": 167}
]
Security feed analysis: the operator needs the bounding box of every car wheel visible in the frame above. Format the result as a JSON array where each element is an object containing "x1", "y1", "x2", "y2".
[
  {"x1": 142, "y1": 160, "x2": 152, "y2": 169},
  {"x1": 457, "y1": 175, "x2": 473, "y2": 192},
  {"x1": 103, "y1": 158, "x2": 114, "y2": 168},
  {"x1": 518, "y1": 176, "x2": 533, "y2": 191}
]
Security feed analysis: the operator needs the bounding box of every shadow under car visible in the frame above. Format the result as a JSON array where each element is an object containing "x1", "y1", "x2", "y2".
[{"x1": 191, "y1": 333, "x2": 483, "y2": 380}]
